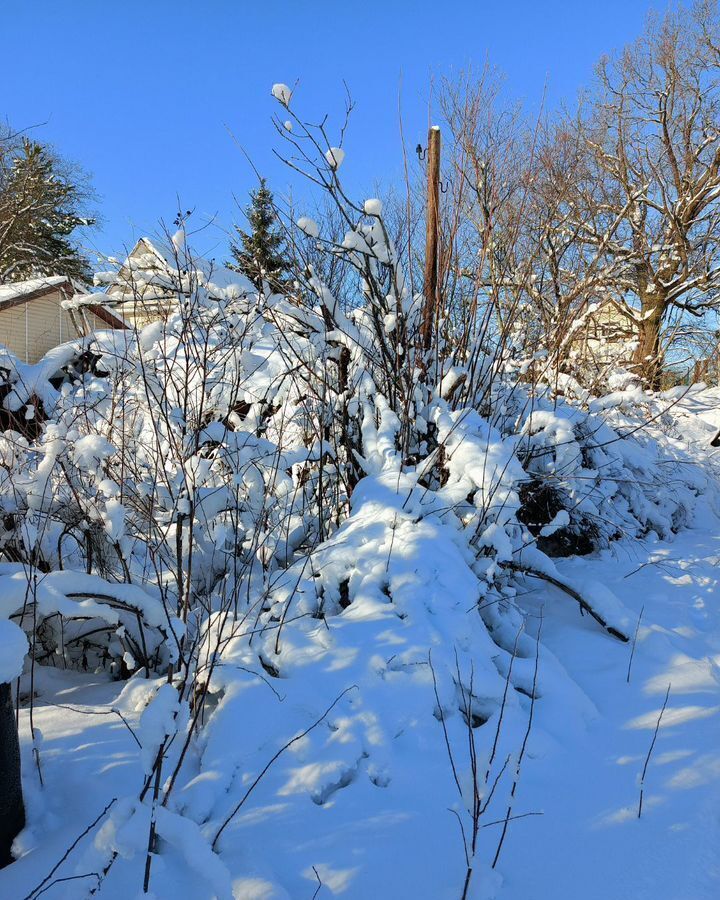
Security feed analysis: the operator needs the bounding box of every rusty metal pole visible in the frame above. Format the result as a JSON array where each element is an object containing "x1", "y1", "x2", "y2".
[{"x1": 421, "y1": 125, "x2": 441, "y2": 352}]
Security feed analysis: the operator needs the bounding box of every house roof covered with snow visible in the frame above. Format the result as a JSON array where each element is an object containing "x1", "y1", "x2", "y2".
[
  {"x1": 96, "y1": 236, "x2": 255, "y2": 304},
  {"x1": 0, "y1": 276, "x2": 74, "y2": 309},
  {"x1": 0, "y1": 275, "x2": 126, "y2": 329}
]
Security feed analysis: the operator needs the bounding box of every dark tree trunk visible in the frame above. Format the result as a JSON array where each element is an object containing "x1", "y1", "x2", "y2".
[
  {"x1": 0, "y1": 682, "x2": 24, "y2": 868},
  {"x1": 633, "y1": 295, "x2": 665, "y2": 390}
]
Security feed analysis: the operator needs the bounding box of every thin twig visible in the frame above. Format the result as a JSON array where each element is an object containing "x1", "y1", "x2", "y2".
[
  {"x1": 428, "y1": 650, "x2": 462, "y2": 797},
  {"x1": 492, "y1": 609, "x2": 542, "y2": 869},
  {"x1": 22, "y1": 799, "x2": 117, "y2": 900},
  {"x1": 32, "y1": 873, "x2": 100, "y2": 898},
  {"x1": 626, "y1": 605, "x2": 644, "y2": 684},
  {"x1": 638, "y1": 683, "x2": 671, "y2": 818},
  {"x1": 311, "y1": 865, "x2": 323, "y2": 899}
]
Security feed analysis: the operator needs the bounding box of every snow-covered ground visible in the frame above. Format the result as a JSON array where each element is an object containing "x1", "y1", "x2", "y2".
[
  {"x1": 504, "y1": 499, "x2": 720, "y2": 900},
  {"x1": 2, "y1": 388, "x2": 720, "y2": 900}
]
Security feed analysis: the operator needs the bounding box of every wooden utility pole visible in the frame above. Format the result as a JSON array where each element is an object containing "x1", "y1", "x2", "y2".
[{"x1": 421, "y1": 125, "x2": 441, "y2": 351}]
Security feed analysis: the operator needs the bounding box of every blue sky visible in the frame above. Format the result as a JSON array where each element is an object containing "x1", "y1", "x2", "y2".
[{"x1": 2, "y1": 0, "x2": 662, "y2": 264}]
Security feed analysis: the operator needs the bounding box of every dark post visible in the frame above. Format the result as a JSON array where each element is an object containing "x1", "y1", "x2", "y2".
[
  {"x1": 421, "y1": 125, "x2": 441, "y2": 351},
  {"x1": 0, "y1": 682, "x2": 25, "y2": 867}
]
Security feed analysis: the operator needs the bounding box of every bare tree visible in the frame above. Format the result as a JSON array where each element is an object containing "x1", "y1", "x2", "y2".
[
  {"x1": 560, "y1": 2, "x2": 720, "y2": 386},
  {"x1": 440, "y1": 3, "x2": 720, "y2": 389}
]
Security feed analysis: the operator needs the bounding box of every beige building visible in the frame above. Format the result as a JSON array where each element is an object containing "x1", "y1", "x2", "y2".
[
  {"x1": 0, "y1": 276, "x2": 126, "y2": 364},
  {"x1": 96, "y1": 237, "x2": 253, "y2": 329},
  {"x1": 569, "y1": 299, "x2": 637, "y2": 374},
  {"x1": 98, "y1": 238, "x2": 179, "y2": 329}
]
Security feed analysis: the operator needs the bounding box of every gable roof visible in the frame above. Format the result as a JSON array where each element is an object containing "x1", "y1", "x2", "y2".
[
  {"x1": 0, "y1": 276, "x2": 73, "y2": 311},
  {"x1": 96, "y1": 237, "x2": 255, "y2": 304},
  {"x1": 0, "y1": 275, "x2": 126, "y2": 329}
]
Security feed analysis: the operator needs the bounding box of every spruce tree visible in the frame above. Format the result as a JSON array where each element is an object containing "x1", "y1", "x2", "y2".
[
  {"x1": 0, "y1": 138, "x2": 93, "y2": 284},
  {"x1": 228, "y1": 179, "x2": 288, "y2": 291}
]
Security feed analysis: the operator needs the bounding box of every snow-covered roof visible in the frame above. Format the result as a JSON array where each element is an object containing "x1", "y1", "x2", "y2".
[
  {"x1": 0, "y1": 276, "x2": 72, "y2": 308},
  {"x1": 0, "y1": 275, "x2": 126, "y2": 334},
  {"x1": 98, "y1": 236, "x2": 255, "y2": 303}
]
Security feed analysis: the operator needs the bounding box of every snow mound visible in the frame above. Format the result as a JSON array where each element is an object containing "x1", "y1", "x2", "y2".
[
  {"x1": 296, "y1": 216, "x2": 319, "y2": 238},
  {"x1": 271, "y1": 83, "x2": 292, "y2": 106},
  {"x1": 0, "y1": 619, "x2": 28, "y2": 682}
]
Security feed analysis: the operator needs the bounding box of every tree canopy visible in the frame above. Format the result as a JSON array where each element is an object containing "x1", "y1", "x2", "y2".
[{"x1": 0, "y1": 135, "x2": 94, "y2": 284}]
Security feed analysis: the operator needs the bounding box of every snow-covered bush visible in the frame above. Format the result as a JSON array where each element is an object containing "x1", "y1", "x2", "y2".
[
  {"x1": 0, "y1": 87, "x2": 711, "y2": 896},
  {"x1": 0, "y1": 96, "x2": 706, "y2": 695}
]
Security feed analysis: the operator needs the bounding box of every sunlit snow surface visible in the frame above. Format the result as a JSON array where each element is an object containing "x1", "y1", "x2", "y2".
[{"x1": 2, "y1": 383, "x2": 720, "y2": 898}]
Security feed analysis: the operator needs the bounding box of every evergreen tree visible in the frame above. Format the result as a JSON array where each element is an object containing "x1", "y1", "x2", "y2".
[
  {"x1": 228, "y1": 179, "x2": 288, "y2": 290},
  {"x1": 0, "y1": 138, "x2": 93, "y2": 284}
]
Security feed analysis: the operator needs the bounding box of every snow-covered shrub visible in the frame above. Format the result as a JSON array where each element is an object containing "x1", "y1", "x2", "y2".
[
  {"x1": 0, "y1": 116, "x2": 707, "y2": 690},
  {"x1": 507, "y1": 386, "x2": 705, "y2": 555},
  {"x1": 0, "y1": 88, "x2": 712, "y2": 897},
  {"x1": 0, "y1": 565, "x2": 177, "y2": 675}
]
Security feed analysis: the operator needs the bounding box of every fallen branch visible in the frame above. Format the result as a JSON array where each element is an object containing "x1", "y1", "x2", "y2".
[{"x1": 504, "y1": 563, "x2": 628, "y2": 642}]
